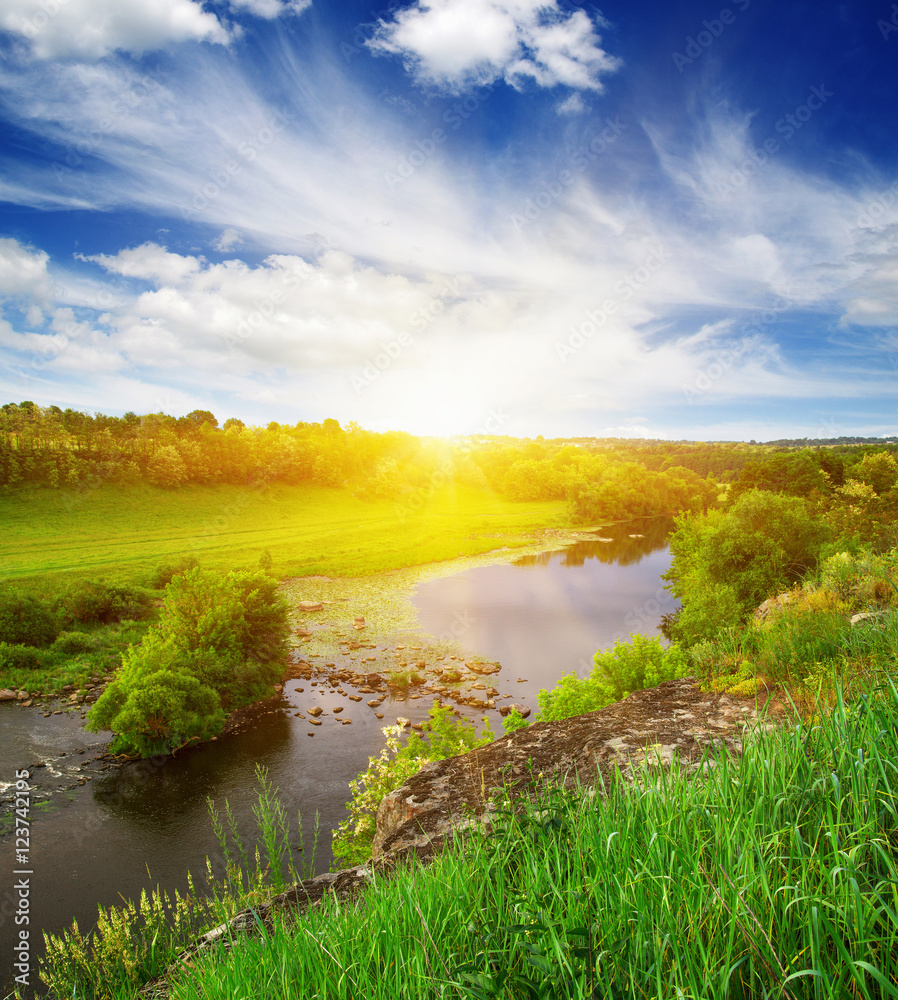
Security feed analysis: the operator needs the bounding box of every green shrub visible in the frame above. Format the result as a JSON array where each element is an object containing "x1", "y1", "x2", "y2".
[
  {"x1": 332, "y1": 703, "x2": 494, "y2": 867},
  {"x1": 148, "y1": 555, "x2": 200, "y2": 589},
  {"x1": 537, "y1": 634, "x2": 691, "y2": 722},
  {"x1": 51, "y1": 630, "x2": 96, "y2": 655},
  {"x1": 0, "y1": 587, "x2": 59, "y2": 646},
  {"x1": 87, "y1": 568, "x2": 291, "y2": 756},
  {"x1": 0, "y1": 642, "x2": 44, "y2": 671},
  {"x1": 92, "y1": 667, "x2": 225, "y2": 757},
  {"x1": 502, "y1": 708, "x2": 530, "y2": 734},
  {"x1": 62, "y1": 579, "x2": 154, "y2": 625}
]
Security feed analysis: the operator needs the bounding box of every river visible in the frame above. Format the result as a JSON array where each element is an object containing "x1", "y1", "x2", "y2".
[{"x1": 0, "y1": 518, "x2": 676, "y2": 994}]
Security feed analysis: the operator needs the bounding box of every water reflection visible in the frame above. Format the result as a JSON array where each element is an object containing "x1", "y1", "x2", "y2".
[
  {"x1": 412, "y1": 517, "x2": 679, "y2": 693},
  {"x1": 513, "y1": 517, "x2": 675, "y2": 568}
]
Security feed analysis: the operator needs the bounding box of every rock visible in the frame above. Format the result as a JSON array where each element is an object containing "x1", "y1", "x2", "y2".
[
  {"x1": 273, "y1": 684, "x2": 283, "y2": 694},
  {"x1": 307, "y1": 707, "x2": 323, "y2": 718},
  {"x1": 396, "y1": 717, "x2": 411, "y2": 728},
  {"x1": 348, "y1": 695, "x2": 362, "y2": 703},
  {"x1": 372, "y1": 678, "x2": 772, "y2": 862},
  {"x1": 510, "y1": 704, "x2": 531, "y2": 719},
  {"x1": 333, "y1": 706, "x2": 343, "y2": 713},
  {"x1": 0, "y1": 689, "x2": 18, "y2": 701},
  {"x1": 851, "y1": 611, "x2": 885, "y2": 625},
  {"x1": 309, "y1": 719, "x2": 322, "y2": 727},
  {"x1": 297, "y1": 601, "x2": 324, "y2": 612},
  {"x1": 375, "y1": 713, "x2": 385, "y2": 719},
  {"x1": 753, "y1": 591, "x2": 795, "y2": 622},
  {"x1": 465, "y1": 661, "x2": 501, "y2": 676},
  {"x1": 368, "y1": 700, "x2": 382, "y2": 708},
  {"x1": 295, "y1": 628, "x2": 314, "y2": 637}
]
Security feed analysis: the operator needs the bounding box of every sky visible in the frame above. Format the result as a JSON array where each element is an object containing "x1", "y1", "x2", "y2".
[{"x1": 0, "y1": 0, "x2": 895, "y2": 441}]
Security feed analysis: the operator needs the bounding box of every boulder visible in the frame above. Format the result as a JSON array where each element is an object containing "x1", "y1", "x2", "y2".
[
  {"x1": 0, "y1": 689, "x2": 18, "y2": 701},
  {"x1": 465, "y1": 661, "x2": 501, "y2": 676},
  {"x1": 372, "y1": 678, "x2": 772, "y2": 862},
  {"x1": 753, "y1": 591, "x2": 795, "y2": 622}
]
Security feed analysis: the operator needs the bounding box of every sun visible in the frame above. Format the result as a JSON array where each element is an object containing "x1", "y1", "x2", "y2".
[{"x1": 387, "y1": 368, "x2": 495, "y2": 439}]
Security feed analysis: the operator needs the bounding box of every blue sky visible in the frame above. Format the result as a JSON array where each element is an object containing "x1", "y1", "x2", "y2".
[{"x1": 0, "y1": 0, "x2": 895, "y2": 440}]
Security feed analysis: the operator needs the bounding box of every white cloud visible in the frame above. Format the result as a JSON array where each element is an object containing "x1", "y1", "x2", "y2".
[
  {"x1": 213, "y1": 228, "x2": 244, "y2": 253},
  {"x1": 0, "y1": 237, "x2": 54, "y2": 303},
  {"x1": 367, "y1": 0, "x2": 621, "y2": 93},
  {"x1": 228, "y1": 0, "x2": 311, "y2": 18},
  {"x1": 556, "y1": 93, "x2": 586, "y2": 115},
  {"x1": 0, "y1": 0, "x2": 232, "y2": 60},
  {"x1": 83, "y1": 244, "x2": 203, "y2": 286}
]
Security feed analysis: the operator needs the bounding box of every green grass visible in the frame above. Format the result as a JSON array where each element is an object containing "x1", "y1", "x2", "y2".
[
  {"x1": 94, "y1": 677, "x2": 898, "y2": 1000},
  {"x1": 0, "y1": 481, "x2": 568, "y2": 593}
]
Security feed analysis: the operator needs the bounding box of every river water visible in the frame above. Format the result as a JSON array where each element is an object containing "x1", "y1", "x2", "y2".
[{"x1": 0, "y1": 518, "x2": 676, "y2": 994}]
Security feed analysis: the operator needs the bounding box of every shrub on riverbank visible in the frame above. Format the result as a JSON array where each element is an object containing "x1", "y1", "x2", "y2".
[
  {"x1": 87, "y1": 568, "x2": 290, "y2": 756},
  {"x1": 536, "y1": 634, "x2": 690, "y2": 722},
  {"x1": 332, "y1": 703, "x2": 494, "y2": 867}
]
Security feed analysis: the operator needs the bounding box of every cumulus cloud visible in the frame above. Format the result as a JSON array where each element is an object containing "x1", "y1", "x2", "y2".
[
  {"x1": 213, "y1": 229, "x2": 244, "y2": 253},
  {"x1": 0, "y1": 237, "x2": 55, "y2": 303},
  {"x1": 0, "y1": 0, "x2": 310, "y2": 60},
  {"x1": 366, "y1": 0, "x2": 621, "y2": 93},
  {"x1": 0, "y1": 0, "x2": 231, "y2": 60}
]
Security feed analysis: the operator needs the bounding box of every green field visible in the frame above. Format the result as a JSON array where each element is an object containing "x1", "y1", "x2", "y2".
[{"x1": 0, "y1": 481, "x2": 569, "y2": 592}]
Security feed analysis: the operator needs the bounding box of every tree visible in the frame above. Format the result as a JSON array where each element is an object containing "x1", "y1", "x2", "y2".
[
  {"x1": 663, "y1": 489, "x2": 831, "y2": 645},
  {"x1": 147, "y1": 445, "x2": 188, "y2": 487}
]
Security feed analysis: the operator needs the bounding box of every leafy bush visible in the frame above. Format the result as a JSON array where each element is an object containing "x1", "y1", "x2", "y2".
[
  {"x1": 96, "y1": 669, "x2": 225, "y2": 758},
  {"x1": 502, "y1": 708, "x2": 530, "y2": 734},
  {"x1": 332, "y1": 703, "x2": 494, "y2": 867},
  {"x1": 62, "y1": 579, "x2": 154, "y2": 625},
  {"x1": 51, "y1": 630, "x2": 96, "y2": 655},
  {"x1": 0, "y1": 587, "x2": 59, "y2": 646},
  {"x1": 148, "y1": 555, "x2": 200, "y2": 590},
  {"x1": 158, "y1": 567, "x2": 290, "y2": 668},
  {"x1": 0, "y1": 642, "x2": 44, "y2": 671},
  {"x1": 537, "y1": 634, "x2": 691, "y2": 722},
  {"x1": 87, "y1": 568, "x2": 291, "y2": 756}
]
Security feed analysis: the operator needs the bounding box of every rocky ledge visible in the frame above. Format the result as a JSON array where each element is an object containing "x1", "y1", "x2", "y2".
[{"x1": 372, "y1": 676, "x2": 776, "y2": 860}]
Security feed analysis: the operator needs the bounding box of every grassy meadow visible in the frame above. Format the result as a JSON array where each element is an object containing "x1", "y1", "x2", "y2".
[{"x1": 0, "y1": 481, "x2": 569, "y2": 593}]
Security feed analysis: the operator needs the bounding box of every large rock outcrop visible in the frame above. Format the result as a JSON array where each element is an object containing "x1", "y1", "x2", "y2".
[{"x1": 373, "y1": 677, "x2": 775, "y2": 861}]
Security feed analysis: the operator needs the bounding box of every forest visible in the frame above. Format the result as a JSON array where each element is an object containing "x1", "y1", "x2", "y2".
[{"x1": 3, "y1": 399, "x2": 894, "y2": 524}]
